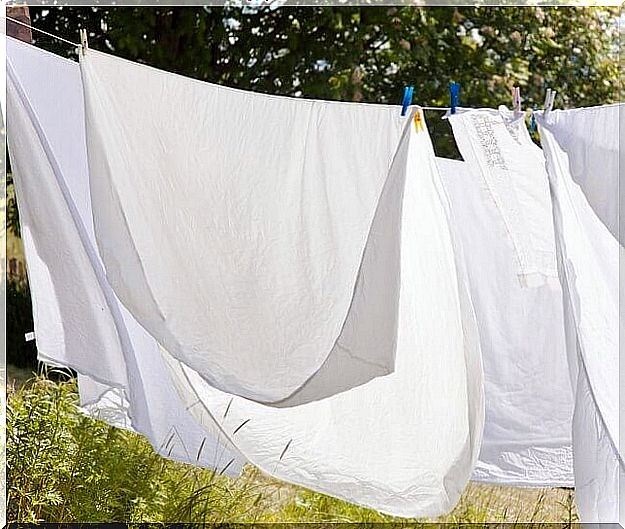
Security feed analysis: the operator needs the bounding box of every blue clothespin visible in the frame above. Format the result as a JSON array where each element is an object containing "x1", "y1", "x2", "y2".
[
  {"x1": 449, "y1": 82, "x2": 460, "y2": 115},
  {"x1": 401, "y1": 85, "x2": 414, "y2": 117}
]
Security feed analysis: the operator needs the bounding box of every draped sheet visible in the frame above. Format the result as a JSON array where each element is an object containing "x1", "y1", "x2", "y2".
[
  {"x1": 160, "y1": 120, "x2": 485, "y2": 517},
  {"x1": 537, "y1": 108, "x2": 624, "y2": 523},
  {"x1": 80, "y1": 49, "x2": 410, "y2": 404},
  {"x1": 6, "y1": 37, "x2": 246, "y2": 475},
  {"x1": 437, "y1": 147, "x2": 574, "y2": 486}
]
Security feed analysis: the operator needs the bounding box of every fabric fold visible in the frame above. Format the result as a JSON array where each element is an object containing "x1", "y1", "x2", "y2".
[
  {"x1": 80, "y1": 49, "x2": 413, "y2": 404},
  {"x1": 160, "y1": 118, "x2": 485, "y2": 518},
  {"x1": 538, "y1": 105, "x2": 622, "y2": 243}
]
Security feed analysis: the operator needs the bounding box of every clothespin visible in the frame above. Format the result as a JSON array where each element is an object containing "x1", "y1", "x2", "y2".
[
  {"x1": 543, "y1": 88, "x2": 556, "y2": 119},
  {"x1": 543, "y1": 88, "x2": 552, "y2": 110},
  {"x1": 512, "y1": 87, "x2": 522, "y2": 114},
  {"x1": 401, "y1": 85, "x2": 414, "y2": 117},
  {"x1": 413, "y1": 108, "x2": 425, "y2": 132},
  {"x1": 449, "y1": 82, "x2": 460, "y2": 115},
  {"x1": 79, "y1": 29, "x2": 88, "y2": 56}
]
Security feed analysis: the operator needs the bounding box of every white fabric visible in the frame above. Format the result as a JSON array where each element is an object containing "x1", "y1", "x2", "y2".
[
  {"x1": 7, "y1": 39, "x2": 126, "y2": 387},
  {"x1": 448, "y1": 108, "x2": 559, "y2": 288},
  {"x1": 537, "y1": 108, "x2": 624, "y2": 523},
  {"x1": 6, "y1": 37, "x2": 245, "y2": 476},
  {"x1": 540, "y1": 105, "x2": 622, "y2": 243},
  {"x1": 11, "y1": 41, "x2": 484, "y2": 516},
  {"x1": 80, "y1": 49, "x2": 412, "y2": 404},
  {"x1": 436, "y1": 153, "x2": 575, "y2": 487},
  {"x1": 159, "y1": 118, "x2": 485, "y2": 517}
]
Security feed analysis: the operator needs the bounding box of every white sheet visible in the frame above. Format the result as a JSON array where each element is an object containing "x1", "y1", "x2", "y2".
[
  {"x1": 537, "y1": 107, "x2": 624, "y2": 523},
  {"x1": 6, "y1": 37, "x2": 245, "y2": 476},
  {"x1": 81, "y1": 49, "x2": 412, "y2": 404},
  {"x1": 437, "y1": 152, "x2": 574, "y2": 487},
  {"x1": 160, "y1": 118, "x2": 485, "y2": 517}
]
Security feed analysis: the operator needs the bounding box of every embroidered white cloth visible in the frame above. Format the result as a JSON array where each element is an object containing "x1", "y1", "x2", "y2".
[
  {"x1": 160, "y1": 119, "x2": 484, "y2": 517},
  {"x1": 6, "y1": 37, "x2": 246, "y2": 475},
  {"x1": 537, "y1": 107, "x2": 624, "y2": 523},
  {"x1": 437, "y1": 150, "x2": 574, "y2": 487},
  {"x1": 80, "y1": 49, "x2": 416, "y2": 404},
  {"x1": 448, "y1": 108, "x2": 559, "y2": 288}
]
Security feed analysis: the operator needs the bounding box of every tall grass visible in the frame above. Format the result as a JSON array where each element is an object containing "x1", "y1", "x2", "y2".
[
  {"x1": 7, "y1": 371, "x2": 263, "y2": 524},
  {"x1": 7, "y1": 370, "x2": 578, "y2": 524}
]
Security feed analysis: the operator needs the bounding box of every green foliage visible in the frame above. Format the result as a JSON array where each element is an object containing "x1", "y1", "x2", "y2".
[
  {"x1": 3, "y1": 5, "x2": 616, "y2": 245},
  {"x1": 7, "y1": 374, "x2": 264, "y2": 523},
  {"x1": 272, "y1": 487, "x2": 396, "y2": 523},
  {"x1": 30, "y1": 6, "x2": 620, "y2": 108}
]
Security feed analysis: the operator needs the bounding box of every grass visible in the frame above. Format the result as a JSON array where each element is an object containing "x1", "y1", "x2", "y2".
[
  {"x1": 7, "y1": 369, "x2": 265, "y2": 524},
  {"x1": 6, "y1": 367, "x2": 578, "y2": 524}
]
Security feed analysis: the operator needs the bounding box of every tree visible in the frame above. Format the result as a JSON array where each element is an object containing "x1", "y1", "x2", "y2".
[
  {"x1": 29, "y1": 6, "x2": 621, "y2": 108},
  {"x1": 26, "y1": 6, "x2": 620, "y2": 160}
]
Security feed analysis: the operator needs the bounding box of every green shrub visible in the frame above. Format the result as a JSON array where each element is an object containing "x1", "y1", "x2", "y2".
[{"x1": 7, "y1": 373, "x2": 263, "y2": 524}]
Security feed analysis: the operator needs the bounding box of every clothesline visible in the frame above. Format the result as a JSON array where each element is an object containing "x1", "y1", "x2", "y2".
[
  {"x1": 5, "y1": 16, "x2": 81, "y2": 48},
  {"x1": 4, "y1": 16, "x2": 455, "y2": 112}
]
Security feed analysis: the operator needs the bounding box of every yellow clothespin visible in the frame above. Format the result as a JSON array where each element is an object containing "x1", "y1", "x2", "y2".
[{"x1": 413, "y1": 109, "x2": 424, "y2": 133}]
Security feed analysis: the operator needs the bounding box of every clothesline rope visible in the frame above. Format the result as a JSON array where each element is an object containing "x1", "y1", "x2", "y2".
[
  {"x1": 4, "y1": 16, "x2": 81, "y2": 48},
  {"x1": 3, "y1": 16, "x2": 453, "y2": 112}
]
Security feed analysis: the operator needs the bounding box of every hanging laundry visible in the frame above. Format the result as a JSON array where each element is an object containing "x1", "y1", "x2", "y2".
[
  {"x1": 159, "y1": 118, "x2": 484, "y2": 517},
  {"x1": 6, "y1": 36, "x2": 246, "y2": 475},
  {"x1": 537, "y1": 107, "x2": 624, "y2": 524},
  {"x1": 538, "y1": 104, "x2": 622, "y2": 243},
  {"x1": 448, "y1": 108, "x2": 559, "y2": 288},
  {"x1": 80, "y1": 50, "x2": 416, "y2": 404},
  {"x1": 437, "y1": 144, "x2": 575, "y2": 486},
  {"x1": 79, "y1": 49, "x2": 478, "y2": 407},
  {"x1": 11, "y1": 40, "x2": 484, "y2": 516},
  {"x1": 6, "y1": 39, "x2": 126, "y2": 389}
]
